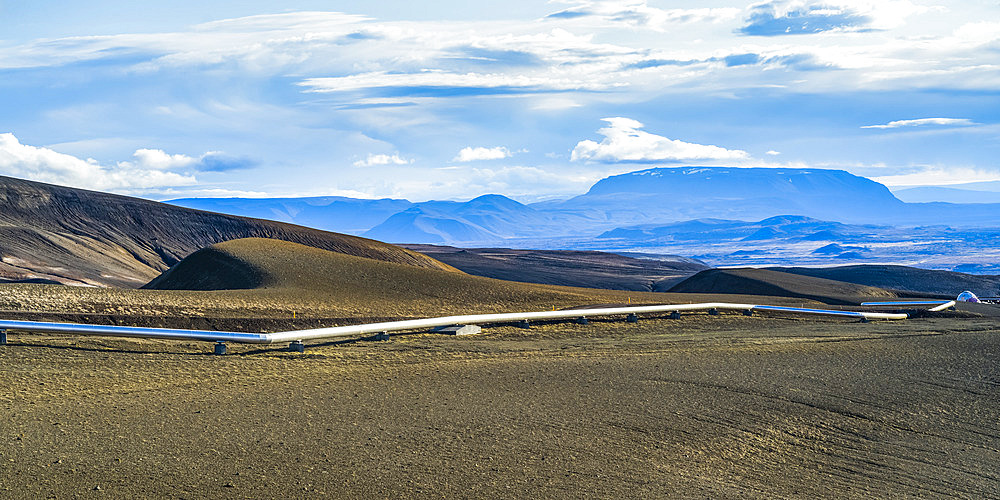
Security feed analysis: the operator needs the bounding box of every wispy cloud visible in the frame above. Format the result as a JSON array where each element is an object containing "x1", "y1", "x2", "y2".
[
  {"x1": 547, "y1": 1, "x2": 740, "y2": 31},
  {"x1": 740, "y1": 0, "x2": 929, "y2": 36},
  {"x1": 861, "y1": 118, "x2": 977, "y2": 129},
  {"x1": 453, "y1": 146, "x2": 512, "y2": 162},
  {"x1": 299, "y1": 70, "x2": 613, "y2": 96},
  {"x1": 571, "y1": 117, "x2": 749, "y2": 163},
  {"x1": 353, "y1": 153, "x2": 412, "y2": 167}
]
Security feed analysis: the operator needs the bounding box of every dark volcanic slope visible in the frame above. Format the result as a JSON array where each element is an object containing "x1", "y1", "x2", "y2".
[
  {"x1": 669, "y1": 268, "x2": 902, "y2": 305},
  {"x1": 0, "y1": 176, "x2": 454, "y2": 287},
  {"x1": 401, "y1": 244, "x2": 709, "y2": 292},
  {"x1": 775, "y1": 265, "x2": 1000, "y2": 297}
]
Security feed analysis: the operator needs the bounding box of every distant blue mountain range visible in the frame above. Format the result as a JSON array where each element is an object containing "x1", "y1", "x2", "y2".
[{"x1": 169, "y1": 166, "x2": 1000, "y2": 245}]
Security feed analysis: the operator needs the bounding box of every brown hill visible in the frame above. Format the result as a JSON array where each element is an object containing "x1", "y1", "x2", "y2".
[
  {"x1": 773, "y1": 265, "x2": 1000, "y2": 298},
  {"x1": 400, "y1": 244, "x2": 709, "y2": 292},
  {"x1": 143, "y1": 238, "x2": 641, "y2": 312},
  {"x1": 668, "y1": 268, "x2": 901, "y2": 305},
  {"x1": 0, "y1": 176, "x2": 454, "y2": 287}
]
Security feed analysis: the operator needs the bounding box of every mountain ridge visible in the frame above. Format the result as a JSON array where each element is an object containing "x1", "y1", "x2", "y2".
[
  {"x1": 0, "y1": 175, "x2": 455, "y2": 287},
  {"x1": 168, "y1": 166, "x2": 1000, "y2": 246}
]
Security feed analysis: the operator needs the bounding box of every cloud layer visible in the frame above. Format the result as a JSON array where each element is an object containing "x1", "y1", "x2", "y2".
[{"x1": 0, "y1": 2, "x2": 996, "y2": 200}]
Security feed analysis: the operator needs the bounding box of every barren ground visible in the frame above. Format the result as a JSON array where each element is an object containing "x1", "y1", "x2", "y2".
[{"x1": 3, "y1": 312, "x2": 999, "y2": 498}]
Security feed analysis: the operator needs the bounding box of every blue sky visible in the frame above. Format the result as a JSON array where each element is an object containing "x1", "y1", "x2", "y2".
[{"x1": 1, "y1": 0, "x2": 998, "y2": 201}]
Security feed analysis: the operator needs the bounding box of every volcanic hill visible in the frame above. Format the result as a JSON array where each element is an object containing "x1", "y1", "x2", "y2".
[
  {"x1": 0, "y1": 176, "x2": 454, "y2": 288},
  {"x1": 774, "y1": 265, "x2": 1000, "y2": 297},
  {"x1": 401, "y1": 244, "x2": 709, "y2": 292},
  {"x1": 668, "y1": 268, "x2": 904, "y2": 305},
  {"x1": 143, "y1": 238, "x2": 636, "y2": 313}
]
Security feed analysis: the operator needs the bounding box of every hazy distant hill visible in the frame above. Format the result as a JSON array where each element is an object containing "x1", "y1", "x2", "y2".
[
  {"x1": 364, "y1": 194, "x2": 559, "y2": 244},
  {"x1": 598, "y1": 215, "x2": 885, "y2": 245},
  {"x1": 0, "y1": 176, "x2": 454, "y2": 287},
  {"x1": 167, "y1": 196, "x2": 413, "y2": 234}
]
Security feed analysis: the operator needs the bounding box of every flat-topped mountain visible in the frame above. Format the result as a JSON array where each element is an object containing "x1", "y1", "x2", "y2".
[
  {"x1": 0, "y1": 176, "x2": 454, "y2": 287},
  {"x1": 542, "y1": 167, "x2": 904, "y2": 226}
]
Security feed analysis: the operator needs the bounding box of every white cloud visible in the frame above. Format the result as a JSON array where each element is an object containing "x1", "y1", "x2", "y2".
[
  {"x1": 741, "y1": 0, "x2": 932, "y2": 35},
  {"x1": 766, "y1": 150, "x2": 781, "y2": 155},
  {"x1": 353, "y1": 153, "x2": 412, "y2": 167},
  {"x1": 0, "y1": 133, "x2": 197, "y2": 192},
  {"x1": 571, "y1": 117, "x2": 749, "y2": 163},
  {"x1": 453, "y1": 146, "x2": 512, "y2": 162},
  {"x1": 126, "y1": 148, "x2": 199, "y2": 170},
  {"x1": 861, "y1": 118, "x2": 977, "y2": 129},
  {"x1": 119, "y1": 149, "x2": 252, "y2": 172}
]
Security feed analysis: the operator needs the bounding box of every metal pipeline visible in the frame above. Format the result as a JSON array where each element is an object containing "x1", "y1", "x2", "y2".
[{"x1": 0, "y1": 301, "x2": 912, "y2": 346}]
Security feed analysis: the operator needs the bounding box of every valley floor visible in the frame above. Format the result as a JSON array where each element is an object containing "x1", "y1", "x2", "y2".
[{"x1": 2, "y1": 314, "x2": 999, "y2": 498}]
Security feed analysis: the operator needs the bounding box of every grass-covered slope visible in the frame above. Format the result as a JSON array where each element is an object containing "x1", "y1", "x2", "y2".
[
  {"x1": 668, "y1": 268, "x2": 902, "y2": 305},
  {"x1": 0, "y1": 176, "x2": 454, "y2": 287}
]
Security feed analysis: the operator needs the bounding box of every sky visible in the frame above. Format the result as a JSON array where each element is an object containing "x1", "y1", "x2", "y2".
[{"x1": 1, "y1": 0, "x2": 998, "y2": 202}]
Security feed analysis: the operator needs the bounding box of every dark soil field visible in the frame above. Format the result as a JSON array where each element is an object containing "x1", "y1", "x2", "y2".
[
  {"x1": 2, "y1": 313, "x2": 999, "y2": 498},
  {"x1": 2, "y1": 238, "x2": 999, "y2": 498}
]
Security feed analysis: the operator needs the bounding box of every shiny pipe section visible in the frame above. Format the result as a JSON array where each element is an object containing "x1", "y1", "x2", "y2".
[
  {"x1": 861, "y1": 300, "x2": 957, "y2": 312},
  {"x1": 0, "y1": 319, "x2": 268, "y2": 343},
  {"x1": 0, "y1": 302, "x2": 909, "y2": 346}
]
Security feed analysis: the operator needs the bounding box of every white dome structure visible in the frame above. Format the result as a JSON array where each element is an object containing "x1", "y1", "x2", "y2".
[{"x1": 957, "y1": 291, "x2": 980, "y2": 303}]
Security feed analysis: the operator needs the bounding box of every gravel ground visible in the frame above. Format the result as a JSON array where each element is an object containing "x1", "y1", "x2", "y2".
[{"x1": 2, "y1": 313, "x2": 999, "y2": 498}]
